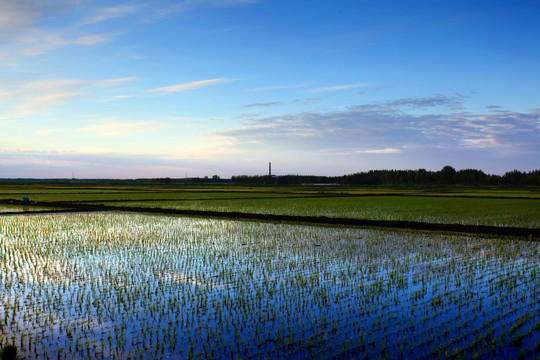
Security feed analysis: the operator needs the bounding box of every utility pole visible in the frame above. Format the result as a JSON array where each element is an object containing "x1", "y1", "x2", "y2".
[{"x1": 269, "y1": 162, "x2": 271, "y2": 177}]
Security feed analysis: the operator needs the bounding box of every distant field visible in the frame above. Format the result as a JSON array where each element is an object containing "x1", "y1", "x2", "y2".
[
  {"x1": 98, "y1": 196, "x2": 539, "y2": 228},
  {"x1": 0, "y1": 191, "x2": 299, "y2": 202},
  {"x1": 1, "y1": 184, "x2": 539, "y2": 229},
  {"x1": 1, "y1": 184, "x2": 540, "y2": 198}
]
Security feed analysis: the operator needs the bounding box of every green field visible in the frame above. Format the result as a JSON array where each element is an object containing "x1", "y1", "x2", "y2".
[
  {"x1": 99, "y1": 196, "x2": 538, "y2": 228},
  {"x1": 1, "y1": 184, "x2": 538, "y2": 229}
]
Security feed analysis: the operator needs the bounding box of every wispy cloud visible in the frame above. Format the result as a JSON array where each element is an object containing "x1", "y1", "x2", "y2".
[
  {"x1": 0, "y1": 151, "x2": 84, "y2": 171},
  {"x1": 93, "y1": 78, "x2": 138, "y2": 86},
  {"x1": 308, "y1": 83, "x2": 370, "y2": 93},
  {"x1": 13, "y1": 92, "x2": 82, "y2": 116},
  {"x1": 215, "y1": 94, "x2": 540, "y2": 155},
  {"x1": 1, "y1": 77, "x2": 137, "y2": 117},
  {"x1": 418, "y1": 110, "x2": 540, "y2": 150},
  {"x1": 291, "y1": 98, "x2": 321, "y2": 105},
  {"x1": 20, "y1": 31, "x2": 110, "y2": 56},
  {"x1": 356, "y1": 148, "x2": 402, "y2": 154},
  {"x1": 247, "y1": 83, "x2": 310, "y2": 92},
  {"x1": 216, "y1": 109, "x2": 408, "y2": 153},
  {"x1": 0, "y1": 0, "x2": 80, "y2": 31},
  {"x1": 102, "y1": 94, "x2": 136, "y2": 102},
  {"x1": 1, "y1": 78, "x2": 135, "y2": 96},
  {"x1": 0, "y1": 1, "x2": 36, "y2": 30},
  {"x1": 79, "y1": 118, "x2": 169, "y2": 136},
  {"x1": 0, "y1": 148, "x2": 219, "y2": 178},
  {"x1": 80, "y1": 5, "x2": 141, "y2": 26},
  {"x1": 147, "y1": 78, "x2": 234, "y2": 93},
  {"x1": 0, "y1": 1, "x2": 113, "y2": 56},
  {"x1": 152, "y1": 0, "x2": 260, "y2": 20},
  {"x1": 242, "y1": 101, "x2": 283, "y2": 108},
  {"x1": 384, "y1": 94, "x2": 467, "y2": 110}
]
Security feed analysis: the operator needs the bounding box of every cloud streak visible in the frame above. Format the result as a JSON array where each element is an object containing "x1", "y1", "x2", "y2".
[
  {"x1": 152, "y1": 0, "x2": 260, "y2": 20},
  {"x1": 384, "y1": 94, "x2": 468, "y2": 110},
  {"x1": 80, "y1": 5, "x2": 141, "y2": 26},
  {"x1": 247, "y1": 83, "x2": 310, "y2": 92},
  {"x1": 356, "y1": 148, "x2": 403, "y2": 154},
  {"x1": 1, "y1": 77, "x2": 137, "y2": 117},
  {"x1": 308, "y1": 83, "x2": 370, "y2": 93},
  {"x1": 147, "y1": 78, "x2": 234, "y2": 93},
  {"x1": 79, "y1": 118, "x2": 169, "y2": 136},
  {"x1": 242, "y1": 101, "x2": 283, "y2": 108},
  {"x1": 19, "y1": 31, "x2": 110, "y2": 55}
]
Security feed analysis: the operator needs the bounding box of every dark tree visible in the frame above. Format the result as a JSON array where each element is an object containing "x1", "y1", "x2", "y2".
[
  {"x1": 454, "y1": 169, "x2": 486, "y2": 185},
  {"x1": 437, "y1": 166, "x2": 456, "y2": 184}
]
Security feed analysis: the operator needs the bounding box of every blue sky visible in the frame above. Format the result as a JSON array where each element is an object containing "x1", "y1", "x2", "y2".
[{"x1": 1, "y1": 0, "x2": 539, "y2": 178}]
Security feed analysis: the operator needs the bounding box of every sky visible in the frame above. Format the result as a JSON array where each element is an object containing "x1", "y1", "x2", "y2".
[{"x1": 1, "y1": 0, "x2": 539, "y2": 178}]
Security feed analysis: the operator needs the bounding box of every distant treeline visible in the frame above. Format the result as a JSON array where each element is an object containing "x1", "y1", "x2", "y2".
[
  {"x1": 149, "y1": 175, "x2": 223, "y2": 184},
  {"x1": 231, "y1": 167, "x2": 540, "y2": 186},
  {"x1": 2, "y1": 167, "x2": 538, "y2": 186}
]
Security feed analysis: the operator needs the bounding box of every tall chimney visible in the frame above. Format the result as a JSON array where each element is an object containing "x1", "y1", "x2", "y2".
[{"x1": 269, "y1": 162, "x2": 271, "y2": 177}]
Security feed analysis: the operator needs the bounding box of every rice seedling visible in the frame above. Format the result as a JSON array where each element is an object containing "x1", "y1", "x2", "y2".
[{"x1": 0, "y1": 212, "x2": 538, "y2": 359}]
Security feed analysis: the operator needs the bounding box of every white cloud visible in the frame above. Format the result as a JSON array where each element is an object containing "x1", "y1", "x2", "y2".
[
  {"x1": 80, "y1": 5, "x2": 141, "y2": 26},
  {"x1": 20, "y1": 31, "x2": 110, "y2": 56},
  {"x1": 1, "y1": 78, "x2": 135, "y2": 96},
  {"x1": 92, "y1": 77, "x2": 138, "y2": 86},
  {"x1": 79, "y1": 119, "x2": 168, "y2": 136},
  {"x1": 247, "y1": 83, "x2": 310, "y2": 92},
  {"x1": 152, "y1": 0, "x2": 260, "y2": 20},
  {"x1": 147, "y1": 78, "x2": 234, "y2": 93},
  {"x1": 215, "y1": 95, "x2": 540, "y2": 156},
  {"x1": 13, "y1": 92, "x2": 82, "y2": 116},
  {"x1": 0, "y1": 1, "x2": 109, "y2": 56},
  {"x1": 356, "y1": 148, "x2": 403, "y2": 154},
  {"x1": 308, "y1": 83, "x2": 370, "y2": 93},
  {"x1": 461, "y1": 137, "x2": 498, "y2": 149},
  {"x1": 418, "y1": 110, "x2": 539, "y2": 150},
  {"x1": 1, "y1": 77, "x2": 137, "y2": 117},
  {"x1": 102, "y1": 94, "x2": 136, "y2": 102}
]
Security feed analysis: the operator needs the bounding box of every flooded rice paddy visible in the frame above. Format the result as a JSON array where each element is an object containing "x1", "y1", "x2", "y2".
[{"x1": 0, "y1": 213, "x2": 538, "y2": 359}]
